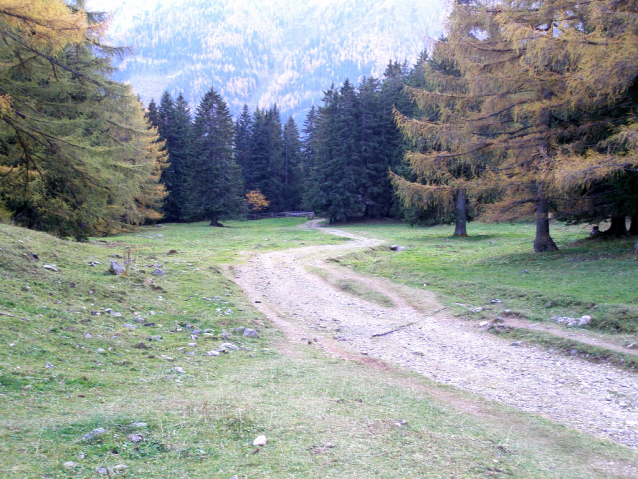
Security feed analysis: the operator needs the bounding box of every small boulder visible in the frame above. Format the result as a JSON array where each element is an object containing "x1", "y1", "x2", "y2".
[
  {"x1": 220, "y1": 343, "x2": 238, "y2": 351},
  {"x1": 63, "y1": 461, "x2": 78, "y2": 469},
  {"x1": 389, "y1": 245, "x2": 406, "y2": 252},
  {"x1": 173, "y1": 367, "x2": 185, "y2": 374},
  {"x1": 82, "y1": 427, "x2": 106, "y2": 441},
  {"x1": 206, "y1": 350, "x2": 220, "y2": 356},
  {"x1": 108, "y1": 260, "x2": 125, "y2": 276},
  {"x1": 152, "y1": 268, "x2": 165, "y2": 276},
  {"x1": 253, "y1": 435, "x2": 267, "y2": 446},
  {"x1": 127, "y1": 433, "x2": 144, "y2": 443},
  {"x1": 43, "y1": 264, "x2": 59, "y2": 272},
  {"x1": 243, "y1": 328, "x2": 259, "y2": 339},
  {"x1": 234, "y1": 326, "x2": 246, "y2": 334},
  {"x1": 578, "y1": 315, "x2": 592, "y2": 327}
]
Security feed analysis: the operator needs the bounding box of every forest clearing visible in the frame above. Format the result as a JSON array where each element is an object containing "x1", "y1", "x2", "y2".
[{"x1": 1, "y1": 218, "x2": 637, "y2": 478}]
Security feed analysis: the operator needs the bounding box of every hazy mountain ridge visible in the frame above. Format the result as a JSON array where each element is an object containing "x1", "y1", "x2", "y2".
[{"x1": 106, "y1": 0, "x2": 446, "y2": 118}]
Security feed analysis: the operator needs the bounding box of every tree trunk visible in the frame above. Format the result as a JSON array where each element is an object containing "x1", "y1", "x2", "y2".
[
  {"x1": 453, "y1": 190, "x2": 468, "y2": 236},
  {"x1": 604, "y1": 215, "x2": 628, "y2": 237},
  {"x1": 628, "y1": 214, "x2": 638, "y2": 236},
  {"x1": 533, "y1": 195, "x2": 558, "y2": 252},
  {"x1": 210, "y1": 214, "x2": 224, "y2": 227}
]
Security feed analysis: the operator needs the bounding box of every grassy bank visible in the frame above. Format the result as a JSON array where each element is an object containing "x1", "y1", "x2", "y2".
[
  {"x1": 328, "y1": 221, "x2": 638, "y2": 334},
  {"x1": 1, "y1": 219, "x2": 637, "y2": 478}
]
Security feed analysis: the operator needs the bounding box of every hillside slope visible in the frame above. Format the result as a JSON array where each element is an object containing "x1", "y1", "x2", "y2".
[{"x1": 102, "y1": 0, "x2": 446, "y2": 117}]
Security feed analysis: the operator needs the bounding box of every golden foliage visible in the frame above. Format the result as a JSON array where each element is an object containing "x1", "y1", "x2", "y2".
[{"x1": 245, "y1": 190, "x2": 270, "y2": 212}]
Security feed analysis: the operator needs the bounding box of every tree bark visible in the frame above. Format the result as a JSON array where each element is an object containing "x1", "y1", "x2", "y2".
[
  {"x1": 604, "y1": 215, "x2": 628, "y2": 237},
  {"x1": 453, "y1": 189, "x2": 468, "y2": 236},
  {"x1": 628, "y1": 214, "x2": 638, "y2": 236},
  {"x1": 210, "y1": 214, "x2": 224, "y2": 227},
  {"x1": 533, "y1": 194, "x2": 558, "y2": 252}
]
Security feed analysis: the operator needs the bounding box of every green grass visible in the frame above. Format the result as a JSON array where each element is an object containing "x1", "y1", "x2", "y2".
[
  {"x1": 328, "y1": 221, "x2": 638, "y2": 333},
  {"x1": 1, "y1": 219, "x2": 637, "y2": 478}
]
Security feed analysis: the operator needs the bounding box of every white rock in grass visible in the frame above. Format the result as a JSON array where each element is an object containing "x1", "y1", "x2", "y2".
[
  {"x1": 173, "y1": 367, "x2": 185, "y2": 374},
  {"x1": 206, "y1": 350, "x2": 220, "y2": 356},
  {"x1": 43, "y1": 264, "x2": 59, "y2": 272},
  {"x1": 63, "y1": 461, "x2": 78, "y2": 469},
  {"x1": 253, "y1": 435, "x2": 267, "y2": 446},
  {"x1": 579, "y1": 315, "x2": 592, "y2": 327}
]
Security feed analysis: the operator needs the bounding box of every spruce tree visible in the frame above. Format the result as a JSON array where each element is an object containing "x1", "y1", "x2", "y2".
[
  {"x1": 185, "y1": 88, "x2": 243, "y2": 226},
  {"x1": 282, "y1": 117, "x2": 303, "y2": 211}
]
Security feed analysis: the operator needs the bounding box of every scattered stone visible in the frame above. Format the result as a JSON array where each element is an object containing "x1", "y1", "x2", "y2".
[
  {"x1": 192, "y1": 329, "x2": 202, "y2": 335},
  {"x1": 134, "y1": 318, "x2": 145, "y2": 323},
  {"x1": 127, "y1": 433, "x2": 144, "y2": 443},
  {"x1": 131, "y1": 422, "x2": 147, "y2": 428},
  {"x1": 147, "y1": 335, "x2": 162, "y2": 341},
  {"x1": 220, "y1": 343, "x2": 239, "y2": 351},
  {"x1": 389, "y1": 245, "x2": 406, "y2": 252},
  {"x1": 45, "y1": 361, "x2": 54, "y2": 369},
  {"x1": 84, "y1": 333, "x2": 92, "y2": 339},
  {"x1": 470, "y1": 307, "x2": 483, "y2": 313},
  {"x1": 190, "y1": 334, "x2": 199, "y2": 340},
  {"x1": 173, "y1": 367, "x2": 185, "y2": 374},
  {"x1": 152, "y1": 269, "x2": 165, "y2": 276},
  {"x1": 96, "y1": 348, "x2": 106, "y2": 353},
  {"x1": 479, "y1": 321, "x2": 489, "y2": 327},
  {"x1": 96, "y1": 467, "x2": 108, "y2": 475},
  {"x1": 234, "y1": 326, "x2": 246, "y2": 334},
  {"x1": 511, "y1": 341, "x2": 522, "y2": 347},
  {"x1": 222, "y1": 329, "x2": 228, "y2": 340},
  {"x1": 255, "y1": 300, "x2": 261, "y2": 303},
  {"x1": 243, "y1": 328, "x2": 259, "y2": 339},
  {"x1": 253, "y1": 435, "x2": 267, "y2": 446},
  {"x1": 21, "y1": 285, "x2": 31, "y2": 292},
  {"x1": 578, "y1": 315, "x2": 592, "y2": 327},
  {"x1": 206, "y1": 350, "x2": 220, "y2": 356},
  {"x1": 123, "y1": 324, "x2": 138, "y2": 330},
  {"x1": 522, "y1": 269, "x2": 529, "y2": 273},
  {"x1": 112, "y1": 465, "x2": 128, "y2": 472},
  {"x1": 143, "y1": 322, "x2": 155, "y2": 327},
  {"x1": 43, "y1": 264, "x2": 59, "y2": 272},
  {"x1": 82, "y1": 428, "x2": 106, "y2": 441},
  {"x1": 188, "y1": 342, "x2": 197, "y2": 347},
  {"x1": 135, "y1": 342, "x2": 149, "y2": 349},
  {"x1": 570, "y1": 349, "x2": 579, "y2": 355},
  {"x1": 63, "y1": 461, "x2": 78, "y2": 469},
  {"x1": 108, "y1": 260, "x2": 125, "y2": 275},
  {"x1": 491, "y1": 299, "x2": 503, "y2": 303}
]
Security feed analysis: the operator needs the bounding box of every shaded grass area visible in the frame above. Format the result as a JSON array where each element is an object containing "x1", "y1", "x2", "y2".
[
  {"x1": 329, "y1": 221, "x2": 638, "y2": 333},
  {"x1": 1, "y1": 219, "x2": 638, "y2": 477}
]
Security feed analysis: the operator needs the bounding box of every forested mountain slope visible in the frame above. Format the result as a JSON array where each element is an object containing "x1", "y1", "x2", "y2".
[{"x1": 101, "y1": 0, "x2": 446, "y2": 117}]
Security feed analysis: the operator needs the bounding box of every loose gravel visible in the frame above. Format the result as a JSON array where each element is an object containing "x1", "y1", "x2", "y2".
[{"x1": 233, "y1": 222, "x2": 638, "y2": 449}]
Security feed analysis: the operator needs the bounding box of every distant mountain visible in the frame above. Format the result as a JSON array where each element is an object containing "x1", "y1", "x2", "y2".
[{"x1": 102, "y1": 0, "x2": 447, "y2": 119}]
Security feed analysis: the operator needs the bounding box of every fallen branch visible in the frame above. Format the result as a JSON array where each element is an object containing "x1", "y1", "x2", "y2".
[
  {"x1": 371, "y1": 308, "x2": 446, "y2": 338},
  {"x1": 0, "y1": 311, "x2": 29, "y2": 321}
]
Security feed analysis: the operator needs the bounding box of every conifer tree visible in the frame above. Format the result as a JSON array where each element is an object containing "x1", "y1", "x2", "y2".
[
  {"x1": 185, "y1": 88, "x2": 243, "y2": 226},
  {"x1": 393, "y1": 0, "x2": 638, "y2": 251},
  {"x1": 282, "y1": 116, "x2": 303, "y2": 211},
  {"x1": 0, "y1": 0, "x2": 166, "y2": 238}
]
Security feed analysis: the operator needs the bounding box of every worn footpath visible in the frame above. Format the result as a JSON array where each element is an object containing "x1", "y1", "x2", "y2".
[{"x1": 232, "y1": 221, "x2": 638, "y2": 449}]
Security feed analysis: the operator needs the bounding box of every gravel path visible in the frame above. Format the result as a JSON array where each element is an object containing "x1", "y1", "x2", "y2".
[{"x1": 233, "y1": 221, "x2": 638, "y2": 449}]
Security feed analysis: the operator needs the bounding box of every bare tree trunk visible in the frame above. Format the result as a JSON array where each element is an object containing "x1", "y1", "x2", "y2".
[
  {"x1": 604, "y1": 215, "x2": 628, "y2": 237},
  {"x1": 630, "y1": 214, "x2": 638, "y2": 236},
  {"x1": 210, "y1": 214, "x2": 223, "y2": 227},
  {"x1": 453, "y1": 190, "x2": 468, "y2": 236},
  {"x1": 534, "y1": 193, "x2": 558, "y2": 252}
]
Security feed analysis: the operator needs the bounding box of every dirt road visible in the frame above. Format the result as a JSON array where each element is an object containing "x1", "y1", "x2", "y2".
[{"x1": 232, "y1": 221, "x2": 638, "y2": 449}]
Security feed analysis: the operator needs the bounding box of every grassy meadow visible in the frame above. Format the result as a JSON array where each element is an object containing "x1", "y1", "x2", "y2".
[
  {"x1": 1, "y1": 218, "x2": 637, "y2": 478},
  {"x1": 329, "y1": 221, "x2": 638, "y2": 334}
]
